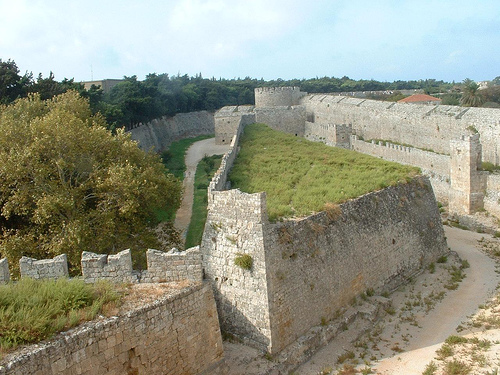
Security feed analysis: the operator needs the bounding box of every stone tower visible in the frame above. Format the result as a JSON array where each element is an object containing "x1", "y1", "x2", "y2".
[{"x1": 449, "y1": 133, "x2": 486, "y2": 214}]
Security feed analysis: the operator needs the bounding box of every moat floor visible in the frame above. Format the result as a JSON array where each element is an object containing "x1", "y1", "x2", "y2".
[
  {"x1": 174, "y1": 138, "x2": 230, "y2": 238},
  {"x1": 224, "y1": 226, "x2": 500, "y2": 374}
]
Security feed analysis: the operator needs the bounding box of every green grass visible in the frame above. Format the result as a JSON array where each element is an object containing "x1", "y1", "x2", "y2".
[
  {"x1": 161, "y1": 135, "x2": 213, "y2": 181},
  {"x1": 0, "y1": 278, "x2": 119, "y2": 352},
  {"x1": 155, "y1": 134, "x2": 213, "y2": 222},
  {"x1": 184, "y1": 154, "x2": 222, "y2": 248},
  {"x1": 229, "y1": 124, "x2": 421, "y2": 221}
]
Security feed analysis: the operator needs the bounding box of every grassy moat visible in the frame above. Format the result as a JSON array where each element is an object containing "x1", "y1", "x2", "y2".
[{"x1": 229, "y1": 123, "x2": 421, "y2": 221}]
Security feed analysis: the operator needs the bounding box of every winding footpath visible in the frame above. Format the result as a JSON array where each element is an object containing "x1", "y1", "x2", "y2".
[{"x1": 173, "y1": 138, "x2": 230, "y2": 239}]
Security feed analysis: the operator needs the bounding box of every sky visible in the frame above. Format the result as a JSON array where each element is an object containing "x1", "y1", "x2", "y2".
[{"x1": 0, "y1": 0, "x2": 498, "y2": 83}]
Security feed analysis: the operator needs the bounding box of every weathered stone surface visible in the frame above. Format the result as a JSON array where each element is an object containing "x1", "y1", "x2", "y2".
[
  {"x1": 0, "y1": 283, "x2": 225, "y2": 375},
  {"x1": 19, "y1": 254, "x2": 69, "y2": 280}
]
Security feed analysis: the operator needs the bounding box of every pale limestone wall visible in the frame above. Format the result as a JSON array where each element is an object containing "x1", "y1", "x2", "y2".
[
  {"x1": 255, "y1": 106, "x2": 307, "y2": 137},
  {"x1": 305, "y1": 122, "x2": 352, "y2": 149},
  {"x1": 351, "y1": 136, "x2": 451, "y2": 202},
  {"x1": 302, "y1": 94, "x2": 500, "y2": 164},
  {"x1": 81, "y1": 249, "x2": 137, "y2": 284},
  {"x1": 485, "y1": 174, "x2": 500, "y2": 218},
  {"x1": 128, "y1": 110, "x2": 215, "y2": 152},
  {"x1": 214, "y1": 105, "x2": 254, "y2": 145},
  {"x1": 19, "y1": 254, "x2": 69, "y2": 280},
  {"x1": 0, "y1": 258, "x2": 9, "y2": 283},
  {"x1": 201, "y1": 189, "x2": 273, "y2": 351},
  {"x1": 254, "y1": 87, "x2": 304, "y2": 108},
  {"x1": 141, "y1": 247, "x2": 202, "y2": 283},
  {"x1": 449, "y1": 134, "x2": 487, "y2": 214},
  {"x1": 264, "y1": 176, "x2": 447, "y2": 353},
  {"x1": 0, "y1": 283, "x2": 225, "y2": 375}
]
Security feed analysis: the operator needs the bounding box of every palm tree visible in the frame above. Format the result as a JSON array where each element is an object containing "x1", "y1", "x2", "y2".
[{"x1": 460, "y1": 78, "x2": 484, "y2": 107}]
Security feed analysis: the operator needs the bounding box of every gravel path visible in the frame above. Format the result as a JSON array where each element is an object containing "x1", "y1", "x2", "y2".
[{"x1": 173, "y1": 138, "x2": 230, "y2": 240}]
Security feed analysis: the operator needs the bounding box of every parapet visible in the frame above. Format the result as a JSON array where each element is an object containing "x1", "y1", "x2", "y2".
[
  {"x1": 0, "y1": 258, "x2": 9, "y2": 283},
  {"x1": 141, "y1": 247, "x2": 202, "y2": 283},
  {"x1": 81, "y1": 249, "x2": 137, "y2": 284},
  {"x1": 254, "y1": 87, "x2": 305, "y2": 108},
  {"x1": 19, "y1": 254, "x2": 69, "y2": 280},
  {"x1": 2, "y1": 247, "x2": 203, "y2": 285}
]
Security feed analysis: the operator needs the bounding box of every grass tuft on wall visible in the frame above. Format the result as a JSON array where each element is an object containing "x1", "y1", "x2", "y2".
[{"x1": 229, "y1": 123, "x2": 420, "y2": 221}]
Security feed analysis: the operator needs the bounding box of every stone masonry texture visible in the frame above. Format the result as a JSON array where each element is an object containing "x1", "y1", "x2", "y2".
[{"x1": 0, "y1": 283, "x2": 225, "y2": 375}]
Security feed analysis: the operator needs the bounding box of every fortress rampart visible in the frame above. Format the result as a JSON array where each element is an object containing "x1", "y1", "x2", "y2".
[
  {"x1": 214, "y1": 87, "x2": 500, "y2": 219},
  {"x1": 128, "y1": 110, "x2": 215, "y2": 152},
  {"x1": 204, "y1": 115, "x2": 448, "y2": 354}
]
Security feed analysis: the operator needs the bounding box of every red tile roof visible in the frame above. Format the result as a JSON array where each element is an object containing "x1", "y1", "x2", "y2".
[{"x1": 398, "y1": 94, "x2": 442, "y2": 103}]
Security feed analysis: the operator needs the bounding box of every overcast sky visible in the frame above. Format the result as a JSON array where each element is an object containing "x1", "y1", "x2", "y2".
[{"x1": 1, "y1": 0, "x2": 498, "y2": 83}]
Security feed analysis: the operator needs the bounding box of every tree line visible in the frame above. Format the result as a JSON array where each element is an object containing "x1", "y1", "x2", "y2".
[{"x1": 1, "y1": 59, "x2": 499, "y2": 131}]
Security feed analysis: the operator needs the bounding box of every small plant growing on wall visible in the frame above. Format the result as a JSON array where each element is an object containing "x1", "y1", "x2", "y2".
[{"x1": 234, "y1": 253, "x2": 253, "y2": 270}]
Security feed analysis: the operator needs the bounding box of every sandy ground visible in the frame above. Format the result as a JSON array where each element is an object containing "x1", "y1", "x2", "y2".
[
  {"x1": 173, "y1": 138, "x2": 229, "y2": 238},
  {"x1": 224, "y1": 226, "x2": 500, "y2": 375}
]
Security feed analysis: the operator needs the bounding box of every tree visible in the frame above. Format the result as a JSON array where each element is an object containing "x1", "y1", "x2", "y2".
[
  {"x1": 0, "y1": 59, "x2": 30, "y2": 104},
  {"x1": 460, "y1": 78, "x2": 484, "y2": 107},
  {"x1": 0, "y1": 91, "x2": 181, "y2": 274}
]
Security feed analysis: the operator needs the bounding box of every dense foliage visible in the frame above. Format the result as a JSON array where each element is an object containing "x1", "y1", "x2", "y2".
[
  {"x1": 0, "y1": 278, "x2": 119, "y2": 351},
  {"x1": 229, "y1": 124, "x2": 420, "y2": 221},
  {"x1": 0, "y1": 91, "x2": 181, "y2": 274}
]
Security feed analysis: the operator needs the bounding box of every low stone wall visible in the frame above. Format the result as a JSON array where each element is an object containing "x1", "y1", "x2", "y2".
[
  {"x1": 81, "y1": 249, "x2": 136, "y2": 284},
  {"x1": 128, "y1": 110, "x2": 215, "y2": 152},
  {"x1": 351, "y1": 136, "x2": 451, "y2": 203},
  {"x1": 214, "y1": 105, "x2": 254, "y2": 145},
  {"x1": 19, "y1": 254, "x2": 69, "y2": 280},
  {"x1": 0, "y1": 283, "x2": 225, "y2": 375},
  {"x1": 141, "y1": 247, "x2": 202, "y2": 283},
  {"x1": 2, "y1": 247, "x2": 203, "y2": 285}
]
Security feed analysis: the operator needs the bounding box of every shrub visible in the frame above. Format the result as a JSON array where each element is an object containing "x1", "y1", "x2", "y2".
[{"x1": 234, "y1": 253, "x2": 253, "y2": 270}]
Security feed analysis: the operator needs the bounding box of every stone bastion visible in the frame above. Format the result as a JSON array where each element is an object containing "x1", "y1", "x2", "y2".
[{"x1": 204, "y1": 113, "x2": 448, "y2": 354}]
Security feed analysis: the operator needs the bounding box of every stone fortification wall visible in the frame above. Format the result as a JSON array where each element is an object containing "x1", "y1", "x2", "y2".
[
  {"x1": 254, "y1": 87, "x2": 305, "y2": 108},
  {"x1": 201, "y1": 189, "x2": 273, "y2": 351},
  {"x1": 141, "y1": 247, "x2": 202, "y2": 283},
  {"x1": 255, "y1": 106, "x2": 307, "y2": 137},
  {"x1": 305, "y1": 122, "x2": 352, "y2": 149},
  {"x1": 485, "y1": 174, "x2": 500, "y2": 218},
  {"x1": 202, "y1": 172, "x2": 447, "y2": 354},
  {"x1": 264, "y1": 176, "x2": 447, "y2": 353},
  {"x1": 128, "y1": 110, "x2": 215, "y2": 152},
  {"x1": 350, "y1": 136, "x2": 451, "y2": 202},
  {"x1": 214, "y1": 105, "x2": 255, "y2": 145},
  {"x1": 0, "y1": 283, "x2": 225, "y2": 375},
  {"x1": 302, "y1": 94, "x2": 500, "y2": 164},
  {"x1": 2, "y1": 248, "x2": 203, "y2": 285},
  {"x1": 19, "y1": 254, "x2": 69, "y2": 280}
]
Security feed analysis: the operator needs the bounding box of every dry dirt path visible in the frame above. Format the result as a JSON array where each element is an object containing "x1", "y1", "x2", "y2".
[
  {"x1": 173, "y1": 138, "x2": 230, "y2": 240},
  {"x1": 373, "y1": 226, "x2": 500, "y2": 374},
  {"x1": 295, "y1": 226, "x2": 500, "y2": 374}
]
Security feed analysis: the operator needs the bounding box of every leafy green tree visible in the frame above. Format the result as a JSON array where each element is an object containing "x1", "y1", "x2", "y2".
[
  {"x1": 460, "y1": 78, "x2": 484, "y2": 107},
  {"x1": 0, "y1": 59, "x2": 31, "y2": 104},
  {"x1": 0, "y1": 91, "x2": 181, "y2": 274}
]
